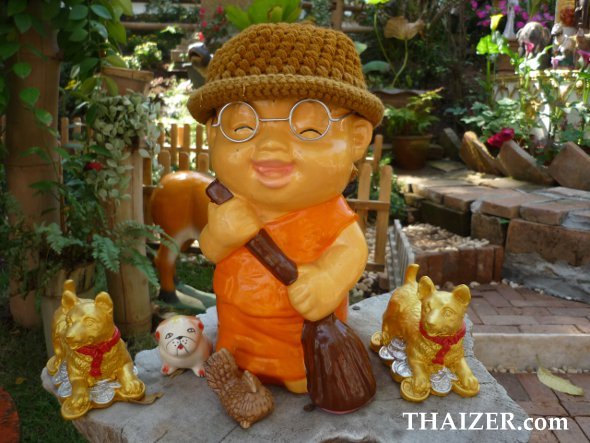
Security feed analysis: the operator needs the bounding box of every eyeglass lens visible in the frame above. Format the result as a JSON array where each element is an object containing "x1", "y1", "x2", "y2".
[{"x1": 219, "y1": 101, "x2": 332, "y2": 142}]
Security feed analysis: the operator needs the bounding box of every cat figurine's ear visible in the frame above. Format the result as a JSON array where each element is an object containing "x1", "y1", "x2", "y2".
[
  {"x1": 452, "y1": 284, "x2": 471, "y2": 306},
  {"x1": 417, "y1": 276, "x2": 436, "y2": 301}
]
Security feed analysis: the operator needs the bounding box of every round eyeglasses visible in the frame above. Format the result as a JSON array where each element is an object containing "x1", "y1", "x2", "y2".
[{"x1": 211, "y1": 99, "x2": 353, "y2": 143}]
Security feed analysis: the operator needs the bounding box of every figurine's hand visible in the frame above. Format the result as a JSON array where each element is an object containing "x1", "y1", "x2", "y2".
[
  {"x1": 200, "y1": 197, "x2": 262, "y2": 263},
  {"x1": 287, "y1": 264, "x2": 343, "y2": 321}
]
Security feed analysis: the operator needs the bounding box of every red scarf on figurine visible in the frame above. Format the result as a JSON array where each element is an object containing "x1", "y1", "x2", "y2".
[
  {"x1": 419, "y1": 322, "x2": 466, "y2": 365},
  {"x1": 77, "y1": 327, "x2": 121, "y2": 377}
]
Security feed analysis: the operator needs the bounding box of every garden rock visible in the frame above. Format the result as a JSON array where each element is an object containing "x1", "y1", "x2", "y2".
[
  {"x1": 496, "y1": 140, "x2": 554, "y2": 186},
  {"x1": 548, "y1": 142, "x2": 590, "y2": 191},
  {"x1": 459, "y1": 131, "x2": 502, "y2": 175},
  {"x1": 42, "y1": 295, "x2": 531, "y2": 443},
  {"x1": 439, "y1": 127, "x2": 461, "y2": 160}
]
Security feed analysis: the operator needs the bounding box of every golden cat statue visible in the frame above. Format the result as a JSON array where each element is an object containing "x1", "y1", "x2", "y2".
[
  {"x1": 370, "y1": 264, "x2": 480, "y2": 402},
  {"x1": 46, "y1": 280, "x2": 145, "y2": 419}
]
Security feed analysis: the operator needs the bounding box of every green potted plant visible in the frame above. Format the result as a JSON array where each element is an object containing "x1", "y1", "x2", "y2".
[{"x1": 383, "y1": 88, "x2": 442, "y2": 170}]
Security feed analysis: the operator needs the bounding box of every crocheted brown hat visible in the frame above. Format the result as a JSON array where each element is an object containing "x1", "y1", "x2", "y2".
[{"x1": 187, "y1": 23, "x2": 384, "y2": 127}]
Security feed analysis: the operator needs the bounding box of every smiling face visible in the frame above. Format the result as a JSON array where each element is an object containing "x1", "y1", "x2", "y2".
[{"x1": 207, "y1": 98, "x2": 373, "y2": 216}]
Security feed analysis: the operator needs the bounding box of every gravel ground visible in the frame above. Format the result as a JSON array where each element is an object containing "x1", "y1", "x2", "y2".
[{"x1": 403, "y1": 223, "x2": 489, "y2": 254}]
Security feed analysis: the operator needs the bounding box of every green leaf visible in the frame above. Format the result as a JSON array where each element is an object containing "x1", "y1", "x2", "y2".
[
  {"x1": 69, "y1": 5, "x2": 89, "y2": 20},
  {"x1": 19, "y1": 87, "x2": 40, "y2": 107},
  {"x1": 42, "y1": 1, "x2": 61, "y2": 20},
  {"x1": 112, "y1": 0, "x2": 133, "y2": 16},
  {"x1": 104, "y1": 54, "x2": 127, "y2": 68},
  {"x1": 90, "y1": 4, "x2": 112, "y2": 19},
  {"x1": 14, "y1": 13, "x2": 32, "y2": 33},
  {"x1": 476, "y1": 35, "x2": 499, "y2": 56},
  {"x1": 362, "y1": 60, "x2": 391, "y2": 74},
  {"x1": 78, "y1": 57, "x2": 99, "y2": 77},
  {"x1": 90, "y1": 20, "x2": 108, "y2": 39},
  {"x1": 13, "y1": 61, "x2": 31, "y2": 79},
  {"x1": 354, "y1": 41, "x2": 368, "y2": 55},
  {"x1": 88, "y1": 143, "x2": 112, "y2": 157},
  {"x1": 53, "y1": 146, "x2": 71, "y2": 160},
  {"x1": 20, "y1": 147, "x2": 50, "y2": 163},
  {"x1": 69, "y1": 28, "x2": 88, "y2": 42},
  {"x1": 365, "y1": 0, "x2": 389, "y2": 4},
  {"x1": 34, "y1": 108, "x2": 53, "y2": 127},
  {"x1": 225, "y1": 6, "x2": 251, "y2": 31},
  {"x1": 0, "y1": 42, "x2": 20, "y2": 60},
  {"x1": 106, "y1": 22, "x2": 126, "y2": 43},
  {"x1": 268, "y1": 6, "x2": 283, "y2": 23},
  {"x1": 102, "y1": 76, "x2": 119, "y2": 96},
  {"x1": 7, "y1": 0, "x2": 27, "y2": 16},
  {"x1": 79, "y1": 76, "x2": 98, "y2": 94},
  {"x1": 29, "y1": 179, "x2": 55, "y2": 192}
]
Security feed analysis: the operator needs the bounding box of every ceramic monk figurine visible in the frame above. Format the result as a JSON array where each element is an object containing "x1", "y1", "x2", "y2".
[{"x1": 187, "y1": 23, "x2": 383, "y2": 409}]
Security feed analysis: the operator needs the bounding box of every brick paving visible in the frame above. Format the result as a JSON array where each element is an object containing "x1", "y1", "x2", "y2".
[
  {"x1": 493, "y1": 372, "x2": 590, "y2": 442},
  {"x1": 469, "y1": 284, "x2": 590, "y2": 334}
]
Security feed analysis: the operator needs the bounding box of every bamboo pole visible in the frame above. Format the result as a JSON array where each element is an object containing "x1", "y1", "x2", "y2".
[
  {"x1": 106, "y1": 150, "x2": 151, "y2": 336},
  {"x1": 356, "y1": 162, "x2": 372, "y2": 235},
  {"x1": 372, "y1": 134, "x2": 383, "y2": 173},
  {"x1": 179, "y1": 151, "x2": 190, "y2": 170},
  {"x1": 170, "y1": 123, "x2": 178, "y2": 167},
  {"x1": 197, "y1": 152, "x2": 209, "y2": 173},
  {"x1": 158, "y1": 150, "x2": 171, "y2": 177},
  {"x1": 374, "y1": 165, "x2": 392, "y2": 267},
  {"x1": 182, "y1": 123, "x2": 191, "y2": 152},
  {"x1": 142, "y1": 158, "x2": 152, "y2": 186}
]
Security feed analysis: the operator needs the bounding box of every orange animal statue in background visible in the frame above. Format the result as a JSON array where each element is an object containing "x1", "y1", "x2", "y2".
[
  {"x1": 150, "y1": 171, "x2": 212, "y2": 304},
  {"x1": 187, "y1": 21, "x2": 383, "y2": 406}
]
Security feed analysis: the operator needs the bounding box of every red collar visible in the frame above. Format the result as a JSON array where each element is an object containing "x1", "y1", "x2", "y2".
[
  {"x1": 419, "y1": 322, "x2": 466, "y2": 366},
  {"x1": 77, "y1": 327, "x2": 121, "y2": 377}
]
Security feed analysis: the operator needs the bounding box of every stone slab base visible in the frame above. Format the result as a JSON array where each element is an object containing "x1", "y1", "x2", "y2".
[{"x1": 42, "y1": 295, "x2": 530, "y2": 443}]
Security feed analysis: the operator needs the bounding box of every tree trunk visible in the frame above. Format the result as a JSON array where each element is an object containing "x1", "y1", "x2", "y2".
[{"x1": 5, "y1": 1, "x2": 60, "y2": 327}]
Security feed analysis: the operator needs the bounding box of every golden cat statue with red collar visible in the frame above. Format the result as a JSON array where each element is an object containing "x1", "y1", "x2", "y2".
[{"x1": 370, "y1": 264, "x2": 480, "y2": 402}]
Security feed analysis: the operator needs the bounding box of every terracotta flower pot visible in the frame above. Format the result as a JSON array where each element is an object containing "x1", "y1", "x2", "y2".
[{"x1": 392, "y1": 134, "x2": 432, "y2": 170}]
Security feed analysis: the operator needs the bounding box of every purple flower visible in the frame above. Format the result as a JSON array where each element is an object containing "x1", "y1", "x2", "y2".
[
  {"x1": 578, "y1": 49, "x2": 590, "y2": 66},
  {"x1": 498, "y1": 0, "x2": 506, "y2": 9},
  {"x1": 551, "y1": 57, "x2": 560, "y2": 69},
  {"x1": 476, "y1": 9, "x2": 487, "y2": 19},
  {"x1": 521, "y1": 11, "x2": 529, "y2": 20},
  {"x1": 516, "y1": 21, "x2": 525, "y2": 29},
  {"x1": 470, "y1": 0, "x2": 478, "y2": 9},
  {"x1": 514, "y1": 5, "x2": 522, "y2": 14},
  {"x1": 480, "y1": 19, "x2": 491, "y2": 27}
]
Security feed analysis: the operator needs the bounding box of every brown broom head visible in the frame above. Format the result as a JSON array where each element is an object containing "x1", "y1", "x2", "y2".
[{"x1": 302, "y1": 313, "x2": 376, "y2": 413}]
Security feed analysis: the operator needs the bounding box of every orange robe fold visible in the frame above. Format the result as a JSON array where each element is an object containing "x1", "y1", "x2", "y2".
[{"x1": 213, "y1": 196, "x2": 358, "y2": 384}]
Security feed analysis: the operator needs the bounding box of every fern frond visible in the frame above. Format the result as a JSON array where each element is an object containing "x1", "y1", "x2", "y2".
[{"x1": 91, "y1": 234, "x2": 120, "y2": 272}]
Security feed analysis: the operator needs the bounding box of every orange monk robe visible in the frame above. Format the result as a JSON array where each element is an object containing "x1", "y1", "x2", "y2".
[{"x1": 213, "y1": 196, "x2": 358, "y2": 385}]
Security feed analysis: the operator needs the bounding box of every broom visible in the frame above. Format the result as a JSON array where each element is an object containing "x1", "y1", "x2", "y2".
[{"x1": 206, "y1": 179, "x2": 375, "y2": 413}]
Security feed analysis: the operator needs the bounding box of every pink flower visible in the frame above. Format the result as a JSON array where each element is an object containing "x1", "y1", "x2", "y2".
[
  {"x1": 470, "y1": 0, "x2": 478, "y2": 9},
  {"x1": 476, "y1": 9, "x2": 487, "y2": 19},
  {"x1": 521, "y1": 11, "x2": 529, "y2": 20},
  {"x1": 523, "y1": 40, "x2": 535, "y2": 55},
  {"x1": 84, "y1": 161, "x2": 103, "y2": 172},
  {"x1": 199, "y1": 7, "x2": 206, "y2": 17},
  {"x1": 201, "y1": 20, "x2": 208, "y2": 28},
  {"x1": 216, "y1": 6, "x2": 224, "y2": 14},
  {"x1": 516, "y1": 21, "x2": 525, "y2": 29},
  {"x1": 197, "y1": 32, "x2": 204, "y2": 42}
]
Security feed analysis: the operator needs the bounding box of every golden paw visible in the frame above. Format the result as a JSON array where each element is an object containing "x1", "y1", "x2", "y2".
[
  {"x1": 452, "y1": 379, "x2": 480, "y2": 397},
  {"x1": 400, "y1": 378, "x2": 430, "y2": 402},
  {"x1": 61, "y1": 395, "x2": 91, "y2": 420}
]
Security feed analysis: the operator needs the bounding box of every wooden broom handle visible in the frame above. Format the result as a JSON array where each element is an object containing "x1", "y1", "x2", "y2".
[{"x1": 205, "y1": 179, "x2": 298, "y2": 286}]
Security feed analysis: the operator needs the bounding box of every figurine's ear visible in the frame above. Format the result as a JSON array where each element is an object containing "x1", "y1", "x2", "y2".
[
  {"x1": 350, "y1": 116, "x2": 373, "y2": 162},
  {"x1": 418, "y1": 276, "x2": 436, "y2": 300},
  {"x1": 62, "y1": 290, "x2": 78, "y2": 310},
  {"x1": 194, "y1": 315, "x2": 204, "y2": 330},
  {"x1": 452, "y1": 284, "x2": 471, "y2": 306},
  {"x1": 94, "y1": 291, "x2": 113, "y2": 314}
]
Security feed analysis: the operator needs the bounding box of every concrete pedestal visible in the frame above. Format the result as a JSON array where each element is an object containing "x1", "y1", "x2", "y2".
[{"x1": 42, "y1": 294, "x2": 531, "y2": 442}]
